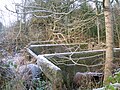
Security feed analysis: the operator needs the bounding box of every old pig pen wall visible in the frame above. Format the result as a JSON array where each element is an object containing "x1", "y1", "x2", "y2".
[{"x1": 27, "y1": 43, "x2": 120, "y2": 90}]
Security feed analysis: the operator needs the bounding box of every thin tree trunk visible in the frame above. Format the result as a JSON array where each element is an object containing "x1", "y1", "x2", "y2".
[
  {"x1": 96, "y1": 17, "x2": 100, "y2": 45},
  {"x1": 95, "y1": 0, "x2": 100, "y2": 45},
  {"x1": 103, "y1": 0, "x2": 114, "y2": 84}
]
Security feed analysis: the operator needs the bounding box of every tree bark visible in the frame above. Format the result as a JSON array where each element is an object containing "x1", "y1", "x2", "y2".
[
  {"x1": 95, "y1": 0, "x2": 100, "y2": 45},
  {"x1": 103, "y1": 0, "x2": 114, "y2": 84}
]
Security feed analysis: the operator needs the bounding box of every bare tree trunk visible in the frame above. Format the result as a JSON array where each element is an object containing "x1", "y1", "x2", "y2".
[
  {"x1": 95, "y1": 0, "x2": 100, "y2": 45},
  {"x1": 103, "y1": 0, "x2": 114, "y2": 84}
]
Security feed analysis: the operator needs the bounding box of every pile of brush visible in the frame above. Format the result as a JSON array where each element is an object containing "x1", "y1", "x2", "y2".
[{"x1": 0, "y1": 60, "x2": 15, "y2": 89}]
